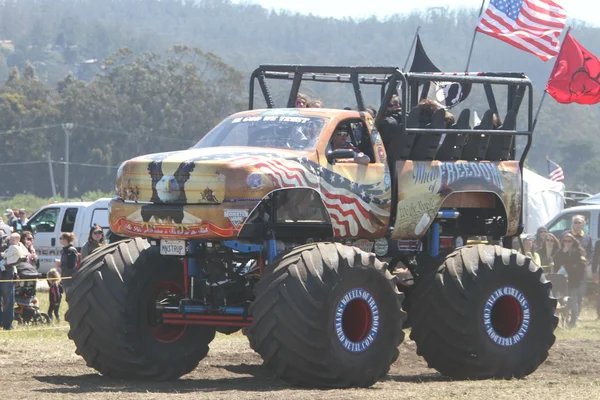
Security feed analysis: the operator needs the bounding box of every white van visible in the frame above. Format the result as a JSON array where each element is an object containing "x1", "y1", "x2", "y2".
[{"x1": 26, "y1": 198, "x2": 111, "y2": 273}]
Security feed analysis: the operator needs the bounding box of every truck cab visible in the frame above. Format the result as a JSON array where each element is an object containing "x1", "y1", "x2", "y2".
[{"x1": 26, "y1": 198, "x2": 110, "y2": 273}]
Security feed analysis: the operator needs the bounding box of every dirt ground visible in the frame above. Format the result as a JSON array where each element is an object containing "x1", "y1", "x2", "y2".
[{"x1": 1, "y1": 308, "x2": 600, "y2": 400}]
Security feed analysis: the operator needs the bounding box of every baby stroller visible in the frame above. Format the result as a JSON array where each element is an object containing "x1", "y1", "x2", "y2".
[{"x1": 14, "y1": 262, "x2": 50, "y2": 325}]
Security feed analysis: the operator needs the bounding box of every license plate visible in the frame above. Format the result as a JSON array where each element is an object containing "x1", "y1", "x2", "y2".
[{"x1": 160, "y1": 239, "x2": 186, "y2": 256}]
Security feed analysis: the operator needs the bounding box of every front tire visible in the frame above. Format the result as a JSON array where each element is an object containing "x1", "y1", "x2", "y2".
[
  {"x1": 66, "y1": 238, "x2": 216, "y2": 380},
  {"x1": 409, "y1": 244, "x2": 558, "y2": 379},
  {"x1": 244, "y1": 242, "x2": 406, "y2": 388}
]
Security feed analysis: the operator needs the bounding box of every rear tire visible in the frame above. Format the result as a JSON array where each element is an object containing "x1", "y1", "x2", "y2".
[
  {"x1": 409, "y1": 244, "x2": 557, "y2": 379},
  {"x1": 66, "y1": 238, "x2": 216, "y2": 380},
  {"x1": 245, "y1": 242, "x2": 406, "y2": 388}
]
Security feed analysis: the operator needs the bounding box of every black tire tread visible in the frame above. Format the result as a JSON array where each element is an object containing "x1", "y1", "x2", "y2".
[
  {"x1": 409, "y1": 244, "x2": 558, "y2": 379},
  {"x1": 245, "y1": 242, "x2": 406, "y2": 388}
]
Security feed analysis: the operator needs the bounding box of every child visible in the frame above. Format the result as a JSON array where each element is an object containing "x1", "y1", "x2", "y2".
[
  {"x1": 47, "y1": 268, "x2": 64, "y2": 322},
  {"x1": 0, "y1": 233, "x2": 29, "y2": 272}
]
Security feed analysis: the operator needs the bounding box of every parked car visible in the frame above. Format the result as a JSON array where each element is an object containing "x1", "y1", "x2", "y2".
[{"x1": 25, "y1": 198, "x2": 110, "y2": 273}]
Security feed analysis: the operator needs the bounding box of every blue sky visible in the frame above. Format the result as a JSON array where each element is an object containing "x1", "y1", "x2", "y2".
[{"x1": 234, "y1": 0, "x2": 597, "y2": 26}]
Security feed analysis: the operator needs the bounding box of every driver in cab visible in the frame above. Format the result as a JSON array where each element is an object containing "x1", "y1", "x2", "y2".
[{"x1": 329, "y1": 123, "x2": 370, "y2": 165}]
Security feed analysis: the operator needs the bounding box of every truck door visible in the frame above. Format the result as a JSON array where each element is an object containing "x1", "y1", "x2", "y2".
[
  {"x1": 318, "y1": 118, "x2": 392, "y2": 238},
  {"x1": 27, "y1": 207, "x2": 63, "y2": 273}
]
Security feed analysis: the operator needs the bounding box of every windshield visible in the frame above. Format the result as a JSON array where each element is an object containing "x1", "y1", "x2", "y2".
[{"x1": 194, "y1": 114, "x2": 328, "y2": 151}]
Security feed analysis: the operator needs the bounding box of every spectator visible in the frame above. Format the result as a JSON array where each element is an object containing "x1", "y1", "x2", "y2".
[
  {"x1": 11, "y1": 210, "x2": 28, "y2": 234},
  {"x1": 20, "y1": 231, "x2": 38, "y2": 268},
  {"x1": 567, "y1": 215, "x2": 593, "y2": 259},
  {"x1": 592, "y1": 239, "x2": 600, "y2": 319},
  {"x1": 378, "y1": 95, "x2": 403, "y2": 150},
  {"x1": 55, "y1": 232, "x2": 78, "y2": 295},
  {"x1": 554, "y1": 232, "x2": 587, "y2": 328},
  {"x1": 0, "y1": 217, "x2": 11, "y2": 235},
  {"x1": 81, "y1": 225, "x2": 106, "y2": 261},
  {"x1": 0, "y1": 233, "x2": 28, "y2": 330},
  {"x1": 521, "y1": 236, "x2": 541, "y2": 266},
  {"x1": 296, "y1": 93, "x2": 309, "y2": 108},
  {"x1": 539, "y1": 232, "x2": 559, "y2": 270},
  {"x1": 329, "y1": 123, "x2": 370, "y2": 165},
  {"x1": 535, "y1": 226, "x2": 548, "y2": 251},
  {"x1": 4, "y1": 209, "x2": 17, "y2": 227},
  {"x1": 307, "y1": 99, "x2": 324, "y2": 108},
  {"x1": 416, "y1": 99, "x2": 443, "y2": 127},
  {"x1": 46, "y1": 268, "x2": 64, "y2": 323}
]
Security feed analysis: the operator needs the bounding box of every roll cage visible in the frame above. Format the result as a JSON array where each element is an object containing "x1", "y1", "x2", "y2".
[{"x1": 249, "y1": 65, "x2": 534, "y2": 167}]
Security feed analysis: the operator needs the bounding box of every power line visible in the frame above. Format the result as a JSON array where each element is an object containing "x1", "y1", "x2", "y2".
[{"x1": 0, "y1": 123, "x2": 198, "y2": 144}]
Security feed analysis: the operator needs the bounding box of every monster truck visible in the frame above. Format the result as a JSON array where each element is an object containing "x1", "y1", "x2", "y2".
[{"x1": 66, "y1": 65, "x2": 557, "y2": 387}]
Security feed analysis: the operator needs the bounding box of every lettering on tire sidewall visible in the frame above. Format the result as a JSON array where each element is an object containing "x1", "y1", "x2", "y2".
[
  {"x1": 334, "y1": 288, "x2": 379, "y2": 353},
  {"x1": 483, "y1": 286, "x2": 530, "y2": 347}
]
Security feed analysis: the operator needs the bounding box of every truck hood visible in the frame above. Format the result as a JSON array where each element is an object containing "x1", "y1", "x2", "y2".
[{"x1": 115, "y1": 146, "x2": 315, "y2": 204}]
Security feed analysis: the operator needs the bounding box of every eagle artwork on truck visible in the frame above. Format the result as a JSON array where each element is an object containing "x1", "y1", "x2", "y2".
[{"x1": 66, "y1": 65, "x2": 558, "y2": 388}]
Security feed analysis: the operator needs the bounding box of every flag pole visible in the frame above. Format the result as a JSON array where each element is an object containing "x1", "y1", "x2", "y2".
[
  {"x1": 465, "y1": 0, "x2": 487, "y2": 72},
  {"x1": 403, "y1": 26, "x2": 421, "y2": 71},
  {"x1": 533, "y1": 26, "x2": 572, "y2": 131}
]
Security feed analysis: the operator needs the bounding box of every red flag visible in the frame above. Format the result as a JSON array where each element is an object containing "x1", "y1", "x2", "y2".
[{"x1": 546, "y1": 33, "x2": 600, "y2": 105}]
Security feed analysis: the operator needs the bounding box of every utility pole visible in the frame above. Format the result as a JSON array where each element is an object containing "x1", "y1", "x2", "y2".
[
  {"x1": 62, "y1": 123, "x2": 73, "y2": 200},
  {"x1": 46, "y1": 152, "x2": 57, "y2": 200}
]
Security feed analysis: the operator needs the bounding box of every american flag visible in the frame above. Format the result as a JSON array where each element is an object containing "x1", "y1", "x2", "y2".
[
  {"x1": 476, "y1": 0, "x2": 567, "y2": 61},
  {"x1": 231, "y1": 156, "x2": 391, "y2": 237},
  {"x1": 547, "y1": 158, "x2": 564, "y2": 183}
]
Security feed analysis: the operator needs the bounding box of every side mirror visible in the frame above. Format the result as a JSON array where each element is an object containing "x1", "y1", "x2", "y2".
[{"x1": 326, "y1": 149, "x2": 355, "y2": 164}]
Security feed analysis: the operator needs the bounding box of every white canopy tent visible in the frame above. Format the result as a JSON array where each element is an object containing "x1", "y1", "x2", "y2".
[{"x1": 522, "y1": 168, "x2": 565, "y2": 235}]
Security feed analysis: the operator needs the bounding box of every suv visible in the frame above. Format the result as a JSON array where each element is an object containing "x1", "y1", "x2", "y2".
[{"x1": 65, "y1": 65, "x2": 557, "y2": 388}]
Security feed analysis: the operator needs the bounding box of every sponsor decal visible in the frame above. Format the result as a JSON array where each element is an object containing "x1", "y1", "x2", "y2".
[
  {"x1": 246, "y1": 173, "x2": 265, "y2": 189},
  {"x1": 455, "y1": 236, "x2": 464, "y2": 248},
  {"x1": 353, "y1": 239, "x2": 374, "y2": 253},
  {"x1": 371, "y1": 130, "x2": 382, "y2": 145},
  {"x1": 384, "y1": 173, "x2": 391, "y2": 188},
  {"x1": 114, "y1": 218, "x2": 231, "y2": 238},
  {"x1": 373, "y1": 238, "x2": 388, "y2": 256},
  {"x1": 377, "y1": 146, "x2": 386, "y2": 161},
  {"x1": 483, "y1": 286, "x2": 530, "y2": 347},
  {"x1": 334, "y1": 288, "x2": 379, "y2": 353},
  {"x1": 224, "y1": 209, "x2": 249, "y2": 229}
]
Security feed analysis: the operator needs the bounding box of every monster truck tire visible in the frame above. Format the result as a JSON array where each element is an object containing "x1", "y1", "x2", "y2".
[
  {"x1": 409, "y1": 244, "x2": 558, "y2": 379},
  {"x1": 244, "y1": 242, "x2": 406, "y2": 388},
  {"x1": 66, "y1": 238, "x2": 216, "y2": 380}
]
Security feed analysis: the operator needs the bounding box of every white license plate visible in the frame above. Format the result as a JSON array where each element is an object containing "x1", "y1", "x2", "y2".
[{"x1": 160, "y1": 240, "x2": 186, "y2": 256}]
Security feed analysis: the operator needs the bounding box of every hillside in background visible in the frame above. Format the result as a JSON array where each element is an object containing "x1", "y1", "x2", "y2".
[{"x1": 0, "y1": 0, "x2": 599, "y2": 196}]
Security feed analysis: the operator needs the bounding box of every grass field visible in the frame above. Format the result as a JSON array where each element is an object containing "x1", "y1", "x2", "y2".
[{"x1": 1, "y1": 291, "x2": 599, "y2": 399}]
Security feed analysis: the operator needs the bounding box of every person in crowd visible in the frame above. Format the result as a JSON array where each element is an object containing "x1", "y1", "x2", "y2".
[
  {"x1": 81, "y1": 225, "x2": 106, "y2": 261},
  {"x1": 0, "y1": 217, "x2": 11, "y2": 235},
  {"x1": 18, "y1": 209, "x2": 28, "y2": 225},
  {"x1": 554, "y1": 232, "x2": 587, "y2": 328},
  {"x1": 567, "y1": 215, "x2": 593, "y2": 259},
  {"x1": 4, "y1": 209, "x2": 17, "y2": 228},
  {"x1": 47, "y1": 268, "x2": 64, "y2": 323},
  {"x1": 307, "y1": 99, "x2": 324, "y2": 108},
  {"x1": 521, "y1": 236, "x2": 541, "y2": 266},
  {"x1": 539, "y1": 232, "x2": 560, "y2": 271},
  {"x1": 378, "y1": 95, "x2": 403, "y2": 149},
  {"x1": 365, "y1": 106, "x2": 377, "y2": 118},
  {"x1": 0, "y1": 233, "x2": 29, "y2": 330},
  {"x1": 329, "y1": 123, "x2": 370, "y2": 165},
  {"x1": 55, "y1": 232, "x2": 78, "y2": 294},
  {"x1": 296, "y1": 93, "x2": 309, "y2": 108},
  {"x1": 20, "y1": 231, "x2": 38, "y2": 268},
  {"x1": 592, "y1": 239, "x2": 600, "y2": 320},
  {"x1": 416, "y1": 99, "x2": 443, "y2": 127},
  {"x1": 535, "y1": 226, "x2": 548, "y2": 250}
]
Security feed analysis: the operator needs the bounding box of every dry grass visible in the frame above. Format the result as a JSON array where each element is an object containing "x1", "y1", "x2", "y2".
[{"x1": 0, "y1": 296, "x2": 599, "y2": 399}]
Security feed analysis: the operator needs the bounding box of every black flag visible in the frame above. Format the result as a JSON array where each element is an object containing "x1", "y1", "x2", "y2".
[{"x1": 409, "y1": 35, "x2": 471, "y2": 109}]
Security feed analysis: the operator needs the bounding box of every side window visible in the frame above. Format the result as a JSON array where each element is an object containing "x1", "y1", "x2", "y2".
[
  {"x1": 61, "y1": 208, "x2": 79, "y2": 232},
  {"x1": 28, "y1": 208, "x2": 60, "y2": 233},
  {"x1": 547, "y1": 212, "x2": 591, "y2": 238},
  {"x1": 90, "y1": 209, "x2": 109, "y2": 229},
  {"x1": 329, "y1": 119, "x2": 375, "y2": 163}
]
